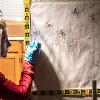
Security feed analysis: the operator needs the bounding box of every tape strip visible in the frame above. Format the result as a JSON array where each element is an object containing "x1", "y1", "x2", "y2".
[
  {"x1": 24, "y1": 0, "x2": 30, "y2": 47},
  {"x1": 31, "y1": 89, "x2": 100, "y2": 97}
]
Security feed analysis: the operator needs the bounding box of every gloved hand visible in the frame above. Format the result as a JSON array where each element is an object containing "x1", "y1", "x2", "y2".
[{"x1": 24, "y1": 40, "x2": 41, "y2": 64}]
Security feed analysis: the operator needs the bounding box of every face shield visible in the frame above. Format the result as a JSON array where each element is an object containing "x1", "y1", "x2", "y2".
[
  {"x1": 0, "y1": 28, "x2": 2, "y2": 57},
  {"x1": 0, "y1": 19, "x2": 11, "y2": 57}
]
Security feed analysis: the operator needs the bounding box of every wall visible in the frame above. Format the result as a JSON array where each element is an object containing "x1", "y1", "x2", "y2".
[
  {"x1": 0, "y1": 1, "x2": 24, "y2": 36},
  {"x1": 0, "y1": 0, "x2": 24, "y2": 20},
  {"x1": 31, "y1": 0, "x2": 99, "y2": 2},
  {"x1": 31, "y1": 1, "x2": 100, "y2": 100},
  {"x1": 6, "y1": 20, "x2": 24, "y2": 36}
]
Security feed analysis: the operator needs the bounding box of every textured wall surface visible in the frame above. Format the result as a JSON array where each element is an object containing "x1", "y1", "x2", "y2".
[
  {"x1": 31, "y1": 1, "x2": 100, "y2": 100},
  {"x1": 31, "y1": 0, "x2": 100, "y2": 2}
]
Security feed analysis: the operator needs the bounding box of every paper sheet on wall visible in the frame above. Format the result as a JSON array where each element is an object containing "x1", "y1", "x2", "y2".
[{"x1": 31, "y1": 1, "x2": 100, "y2": 95}]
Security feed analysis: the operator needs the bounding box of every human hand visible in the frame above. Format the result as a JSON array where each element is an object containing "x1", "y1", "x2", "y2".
[{"x1": 24, "y1": 40, "x2": 41, "y2": 64}]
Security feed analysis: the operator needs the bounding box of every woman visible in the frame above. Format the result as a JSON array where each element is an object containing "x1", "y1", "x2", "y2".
[{"x1": 0, "y1": 19, "x2": 41, "y2": 100}]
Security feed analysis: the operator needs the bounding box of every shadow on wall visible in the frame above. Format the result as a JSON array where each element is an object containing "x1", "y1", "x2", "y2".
[{"x1": 31, "y1": 50, "x2": 64, "y2": 100}]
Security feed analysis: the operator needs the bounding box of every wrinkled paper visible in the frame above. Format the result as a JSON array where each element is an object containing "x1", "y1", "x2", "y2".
[{"x1": 31, "y1": 1, "x2": 100, "y2": 100}]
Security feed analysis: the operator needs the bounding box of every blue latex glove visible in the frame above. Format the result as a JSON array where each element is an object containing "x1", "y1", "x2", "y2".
[{"x1": 24, "y1": 40, "x2": 41, "y2": 64}]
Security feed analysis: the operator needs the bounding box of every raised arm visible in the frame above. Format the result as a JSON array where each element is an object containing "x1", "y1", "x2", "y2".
[{"x1": 0, "y1": 40, "x2": 41, "y2": 100}]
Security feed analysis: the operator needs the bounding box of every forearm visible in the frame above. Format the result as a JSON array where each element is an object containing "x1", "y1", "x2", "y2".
[{"x1": 0, "y1": 61, "x2": 35, "y2": 100}]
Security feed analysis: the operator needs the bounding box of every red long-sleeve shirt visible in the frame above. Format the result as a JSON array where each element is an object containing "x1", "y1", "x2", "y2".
[{"x1": 0, "y1": 61, "x2": 35, "y2": 100}]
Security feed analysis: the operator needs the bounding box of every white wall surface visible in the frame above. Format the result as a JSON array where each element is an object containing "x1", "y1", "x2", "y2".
[
  {"x1": 31, "y1": 0, "x2": 99, "y2": 2},
  {"x1": 0, "y1": 0, "x2": 24, "y2": 20}
]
